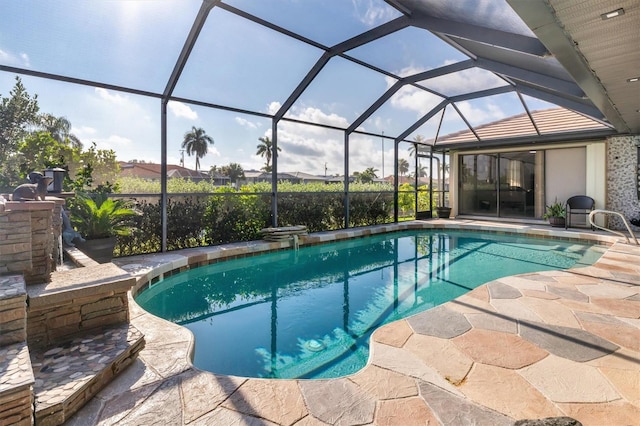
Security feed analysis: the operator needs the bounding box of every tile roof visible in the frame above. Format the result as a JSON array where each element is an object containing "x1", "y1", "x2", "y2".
[
  {"x1": 118, "y1": 162, "x2": 211, "y2": 180},
  {"x1": 433, "y1": 108, "x2": 612, "y2": 145}
]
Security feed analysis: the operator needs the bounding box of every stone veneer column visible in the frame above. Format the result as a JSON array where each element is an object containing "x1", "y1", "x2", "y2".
[
  {"x1": 607, "y1": 135, "x2": 640, "y2": 229},
  {"x1": 0, "y1": 275, "x2": 27, "y2": 346},
  {"x1": 0, "y1": 210, "x2": 32, "y2": 277},
  {"x1": 1, "y1": 201, "x2": 55, "y2": 284},
  {"x1": 50, "y1": 199, "x2": 65, "y2": 270}
]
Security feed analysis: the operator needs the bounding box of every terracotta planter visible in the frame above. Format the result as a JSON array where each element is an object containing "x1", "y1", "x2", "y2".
[
  {"x1": 548, "y1": 217, "x2": 566, "y2": 228},
  {"x1": 75, "y1": 236, "x2": 117, "y2": 263}
]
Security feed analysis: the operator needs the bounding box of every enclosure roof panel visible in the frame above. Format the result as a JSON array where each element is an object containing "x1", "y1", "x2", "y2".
[{"x1": 0, "y1": 0, "x2": 630, "y2": 174}]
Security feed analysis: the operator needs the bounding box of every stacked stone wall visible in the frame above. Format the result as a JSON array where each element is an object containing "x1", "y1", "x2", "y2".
[
  {"x1": 0, "y1": 211, "x2": 32, "y2": 277},
  {"x1": 26, "y1": 263, "x2": 134, "y2": 350},
  {"x1": 607, "y1": 135, "x2": 640, "y2": 230},
  {"x1": 0, "y1": 276, "x2": 28, "y2": 346},
  {"x1": 0, "y1": 275, "x2": 34, "y2": 426},
  {"x1": 27, "y1": 290, "x2": 129, "y2": 350},
  {"x1": 51, "y1": 202, "x2": 63, "y2": 272},
  {"x1": 0, "y1": 200, "x2": 58, "y2": 284},
  {"x1": 24, "y1": 209, "x2": 54, "y2": 285},
  {"x1": 0, "y1": 344, "x2": 34, "y2": 426}
]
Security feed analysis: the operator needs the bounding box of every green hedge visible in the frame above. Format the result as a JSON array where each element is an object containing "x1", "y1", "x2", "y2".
[{"x1": 114, "y1": 181, "x2": 399, "y2": 256}]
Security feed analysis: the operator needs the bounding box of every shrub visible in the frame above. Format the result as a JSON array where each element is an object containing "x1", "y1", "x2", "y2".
[{"x1": 112, "y1": 179, "x2": 404, "y2": 255}]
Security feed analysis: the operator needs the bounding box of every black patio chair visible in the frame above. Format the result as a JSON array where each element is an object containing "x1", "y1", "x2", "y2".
[{"x1": 565, "y1": 195, "x2": 595, "y2": 230}]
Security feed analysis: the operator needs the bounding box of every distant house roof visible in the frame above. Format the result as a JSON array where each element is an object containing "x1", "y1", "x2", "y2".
[
  {"x1": 431, "y1": 107, "x2": 612, "y2": 146},
  {"x1": 288, "y1": 171, "x2": 327, "y2": 182},
  {"x1": 118, "y1": 162, "x2": 214, "y2": 181},
  {"x1": 243, "y1": 170, "x2": 329, "y2": 183}
]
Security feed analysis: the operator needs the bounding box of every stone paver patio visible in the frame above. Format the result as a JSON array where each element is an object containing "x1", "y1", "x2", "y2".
[{"x1": 68, "y1": 220, "x2": 640, "y2": 425}]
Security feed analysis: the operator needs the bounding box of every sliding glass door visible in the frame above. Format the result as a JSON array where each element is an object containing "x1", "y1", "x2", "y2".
[{"x1": 459, "y1": 151, "x2": 542, "y2": 218}]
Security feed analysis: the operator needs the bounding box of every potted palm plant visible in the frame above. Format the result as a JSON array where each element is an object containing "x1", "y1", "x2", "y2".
[
  {"x1": 69, "y1": 192, "x2": 139, "y2": 263},
  {"x1": 543, "y1": 199, "x2": 566, "y2": 227}
]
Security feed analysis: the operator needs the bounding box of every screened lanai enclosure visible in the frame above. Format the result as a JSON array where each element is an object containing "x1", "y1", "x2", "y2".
[{"x1": 1, "y1": 0, "x2": 636, "y2": 254}]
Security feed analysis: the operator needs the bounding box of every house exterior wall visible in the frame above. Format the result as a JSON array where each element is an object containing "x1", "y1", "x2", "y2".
[
  {"x1": 545, "y1": 147, "x2": 586, "y2": 207},
  {"x1": 606, "y1": 135, "x2": 640, "y2": 230},
  {"x1": 451, "y1": 140, "x2": 609, "y2": 223}
]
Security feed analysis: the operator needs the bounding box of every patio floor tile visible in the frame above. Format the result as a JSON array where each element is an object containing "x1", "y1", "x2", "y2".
[
  {"x1": 375, "y1": 397, "x2": 438, "y2": 426},
  {"x1": 116, "y1": 375, "x2": 183, "y2": 426},
  {"x1": 463, "y1": 312, "x2": 518, "y2": 334},
  {"x1": 299, "y1": 379, "x2": 376, "y2": 425},
  {"x1": 180, "y1": 369, "x2": 245, "y2": 423},
  {"x1": 348, "y1": 365, "x2": 417, "y2": 400},
  {"x1": 192, "y1": 406, "x2": 279, "y2": 426},
  {"x1": 590, "y1": 297, "x2": 640, "y2": 318},
  {"x1": 460, "y1": 363, "x2": 562, "y2": 419},
  {"x1": 370, "y1": 319, "x2": 413, "y2": 348},
  {"x1": 222, "y1": 378, "x2": 307, "y2": 425},
  {"x1": 487, "y1": 281, "x2": 522, "y2": 299},
  {"x1": 419, "y1": 381, "x2": 514, "y2": 426},
  {"x1": 519, "y1": 355, "x2": 620, "y2": 403},
  {"x1": 453, "y1": 328, "x2": 548, "y2": 369},
  {"x1": 490, "y1": 299, "x2": 544, "y2": 322},
  {"x1": 519, "y1": 297, "x2": 582, "y2": 328},
  {"x1": 518, "y1": 321, "x2": 618, "y2": 362},
  {"x1": 598, "y1": 366, "x2": 640, "y2": 406},
  {"x1": 575, "y1": 283, "x2": 639, "y2": 299},
  {"x1": 557, "y1": 401, "x2": 640, "y2": 426},
  {"x1": 407, "y1": 305, "x2": 471, "y2": 338},
  {"x1": 404, "y1": 334, "x2": 474, "y2": 386},
  {"x1": 447, "y1": 294, "x2": 496, "y2": 314},
  {"x1": 579, "y1": 319, "x2": 640, "y2": 351},
  {"x1": 370, "y1": 343, "x2": 464, "y2": 396}
]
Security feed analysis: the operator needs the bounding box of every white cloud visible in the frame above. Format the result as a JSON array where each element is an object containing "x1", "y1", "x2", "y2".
[
  {"x1": 390, "y1": 86, "x2": 444, "y2": 116},
  {"x1": 19, "y1": 53, "x2": 30, "y2": 67},
  {"x1": 235, "y1": 117, "x2": 260, "y2": 129},
  {"x1": 284, "y1": 106, "x2": 349, "y2": 130},
  {"x1": 267, "y1": 101, "x2": 281, "y2": 115},
  {"x1": 254, "y1": 105, "x2": 394, "y2": 175},
  {"x1": 352, "y1": 0, "x2": 397, "y2": 27},
  {"x1": 0, "y1": 48, "x2": 30, "y2": 67},
  {"x1": 72, "y1": 126, "x2": 98, "y2": 138},
  {"x1": 455, "y1": 101, "x2": 506, "y2": 125},
  {"x1": 168, "y1": 101, "x2": 198, "y2": 120},
  {"x1": 208, "y1": 147, "x2": 221, "y2": 158},
  {"x1": 388, "y1": 65, "x2": 431, "y2": 81},
  {"x1": 423, "y1": 68, "x2": 507, "y2": 96},
  {"x1": 94, "y1": 88, "x2": 130, "y2": 105},
  {"x1": 93, "y1": 134, "x2": 132, "y2": 151}
]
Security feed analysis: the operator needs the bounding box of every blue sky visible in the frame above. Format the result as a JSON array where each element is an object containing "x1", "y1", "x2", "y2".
[{"x1": 0, "y1": 0, "x2": 555, "y2": 176}]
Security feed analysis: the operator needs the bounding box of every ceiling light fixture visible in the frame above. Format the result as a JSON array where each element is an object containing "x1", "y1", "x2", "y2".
[
  {"x1": 601, "y1": 8, "x2": 625, "y2": 19},
  {"x1": 628, "y1": 77, "x2": 640, "y2": 82}
]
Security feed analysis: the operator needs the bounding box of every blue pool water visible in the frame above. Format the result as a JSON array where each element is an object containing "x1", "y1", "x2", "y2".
[{"x1": 135, "y1": 230, "x2": 604, "y2": 379}]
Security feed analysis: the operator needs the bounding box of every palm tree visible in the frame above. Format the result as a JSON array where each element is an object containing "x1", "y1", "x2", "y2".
[
  {"x1": 182, "y1": 126, "x2": 214, "y2": 171},
  {"x1": 415, "y1": 165, "x2": 428, "y2": 178},
  {"x1": 408, "y1": 135, "x2": 425, "y2": 158},
  {"x1": 221, "y1": 163, "x2": 245, "y2": 184},
  {"x1": 256, "y1": 136, "x2": 281, "y2": 172},
  {"x1": 39, "y1": 113, "x2": 82, "y2": 148},
  {"x1": 358, "y1": 167, "x2": 378, "y2": 183},
  {"x1": 398, "y1": 158, "x2": 409, "y2": 176}
]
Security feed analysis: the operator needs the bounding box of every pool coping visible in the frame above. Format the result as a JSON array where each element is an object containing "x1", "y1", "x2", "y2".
[{"x1": 68, "y1": 219, "x2": 640, "y2": 425}]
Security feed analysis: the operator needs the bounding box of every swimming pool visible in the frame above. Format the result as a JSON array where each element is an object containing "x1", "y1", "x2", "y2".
[{"x1": 135, "y1": 230, "x2": 604, "y2": 379}]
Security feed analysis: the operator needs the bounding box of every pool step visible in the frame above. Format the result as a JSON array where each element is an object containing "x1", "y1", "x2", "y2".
[{"x1": 30, "y1": 322, "x2": 144, "y2": 426}]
